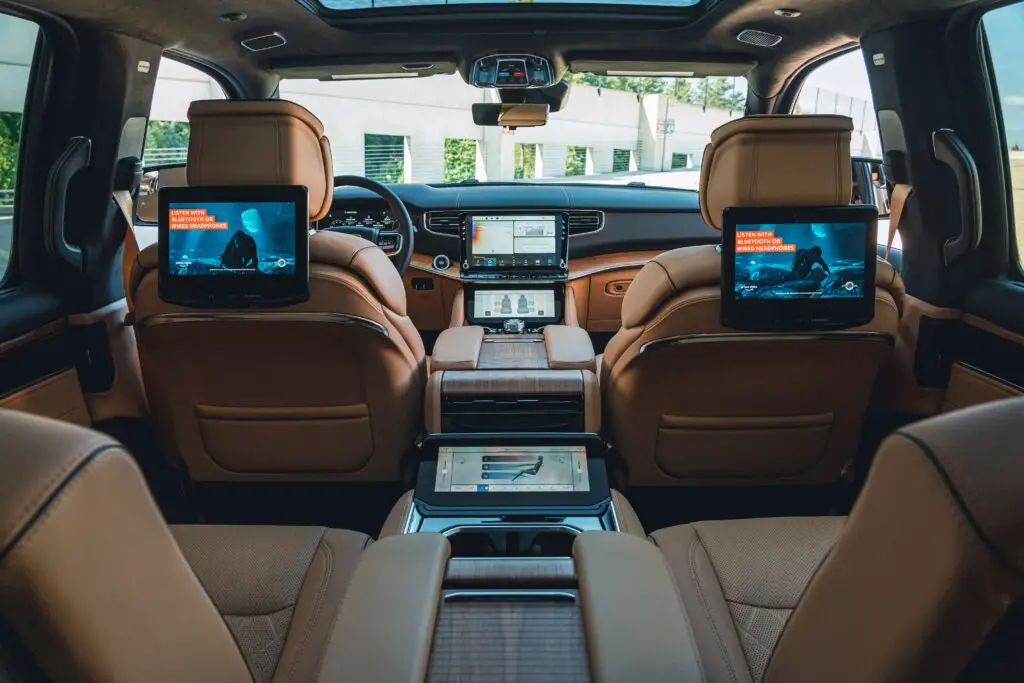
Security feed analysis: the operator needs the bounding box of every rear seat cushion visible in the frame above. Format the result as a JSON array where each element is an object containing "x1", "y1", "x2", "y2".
[
  {"x1": 171, "y1": 525, "x2": 371, "y2": 683},
  {"x1": 651, "y1": 517, "x2": 845, "y2": 683}
]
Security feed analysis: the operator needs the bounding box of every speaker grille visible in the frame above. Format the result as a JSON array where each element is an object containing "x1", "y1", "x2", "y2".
[{"x1": 736, "y1": 29, "x2": 783, "y2": 48}]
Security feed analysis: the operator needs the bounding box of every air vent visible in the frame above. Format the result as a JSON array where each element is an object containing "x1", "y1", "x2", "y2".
[
  {"x1": 424, "y1": 211, "x2": 463, "y2": 236},
  {"x1": 566, "y1": 211, "x2": 604, "y2": 236},
  {"x1": 736, "y1": 29, "x2": 783, "y2": 48}
]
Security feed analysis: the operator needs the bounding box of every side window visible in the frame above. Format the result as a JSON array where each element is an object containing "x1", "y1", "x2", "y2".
[
  {"x1": 145, "y1": 59, "x2": 225, "y2": 165},
  {"x1": 796, "y1": 50, "x2": 882, "y2": 159},
  {"x1": 136, "y1": 59, "x2": 225, "y2": 237},
  {"x1": 0, "y1": 14, "x2": 40, "y2": 284},
  {"x1": 983, "y1": 4, "x2": 1024, "y2": 269}
]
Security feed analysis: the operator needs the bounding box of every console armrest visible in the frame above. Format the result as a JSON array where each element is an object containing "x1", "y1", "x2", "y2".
[
  {"x1": 544, "y1": 325, "x2": 597, "y2": 371},
  {"x1": 431, "y1": 325, "x2": 484, "y2": 371},
  {"x1": 574, "y1": 532, "x2": 704, "y2": 683},
  {"x1": 317, "y1": 534, "x2": 450, "y2": 682}
]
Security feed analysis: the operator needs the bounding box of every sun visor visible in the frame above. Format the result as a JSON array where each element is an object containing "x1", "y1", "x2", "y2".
[
  {"x1": 272, "y1": 59, "x2": 458, "y2": 81},
  {"x1": 567, "y1": 60, "x2": 753, "y2": 78}
]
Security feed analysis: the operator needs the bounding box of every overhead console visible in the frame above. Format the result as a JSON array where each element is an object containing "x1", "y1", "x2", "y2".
[{"x1": 469, "y1": 54, "x2": 555, "y2": 89}]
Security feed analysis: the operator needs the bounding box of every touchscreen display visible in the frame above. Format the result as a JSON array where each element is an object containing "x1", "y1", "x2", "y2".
[
  {"x1": 472, "y1": 289, "x2": 556, "y2": 319},
  {"x1": 733, "y1": 221, "x2": 869, "y2": 301},
  {"x1": 167, "y1": 201, "x2": 298, "y2": 276},
  {"x1": 468, "y1": 215, "x2": 558, "y2": 269},
  {"x1": 434, "y1": 445, "x2": 590, "y2": 493}
]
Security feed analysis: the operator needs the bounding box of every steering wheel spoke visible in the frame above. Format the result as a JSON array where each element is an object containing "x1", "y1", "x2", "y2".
[{"x1": 329, "y1": 175, "x2": 415, "y2": 275}]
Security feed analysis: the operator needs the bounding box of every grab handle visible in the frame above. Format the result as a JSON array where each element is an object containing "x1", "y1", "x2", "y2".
[
  {"x1": 932, "y1": 129, "x2": 981, "y2": 266},
  {"x1": 44, "y1": 136, "x2": 92, "y2": 269}
]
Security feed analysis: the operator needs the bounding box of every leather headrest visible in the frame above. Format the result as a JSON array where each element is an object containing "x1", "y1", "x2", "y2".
[
  {"x1": 890, "y1": 397, "x2": 1024, "y2": 575},
  {"x1": 186, "y1": 100, "x2": 334, "y2": 221},
  {"x1": 699, "y1": 115, "x2": 854, "y2": 230}
]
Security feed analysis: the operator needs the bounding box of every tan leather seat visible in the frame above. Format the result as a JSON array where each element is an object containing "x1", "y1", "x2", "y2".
[
  {"x1": 128, "y1": 100, "x2": 426, "y2": 482},
  {"x1": 652, "y1": 396, "x2": 1024, "y2": 683},
  {"x1": 0, "y1": 409, "x2": 371, "y2": 682},
  {"x1": 602, "y1": 115, "x2": 905, "y2": 486}
]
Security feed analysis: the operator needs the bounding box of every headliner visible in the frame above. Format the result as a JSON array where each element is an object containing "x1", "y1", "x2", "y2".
[{"x1": 16, "y1": 0, "x2": 974, "y2": 100}]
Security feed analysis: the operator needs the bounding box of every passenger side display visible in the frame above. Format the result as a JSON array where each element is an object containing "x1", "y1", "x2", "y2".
[
  {"x1": 721, "y1": 206, "x2": 877, "y2": 331},
  {"x1": 158, "y1": 186, "x2": 310, "y2": 308}
]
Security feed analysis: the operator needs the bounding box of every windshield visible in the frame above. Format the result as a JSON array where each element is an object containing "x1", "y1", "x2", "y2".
[{"x1": 278, "y1": 74, "x2": 748, "y2": 191}]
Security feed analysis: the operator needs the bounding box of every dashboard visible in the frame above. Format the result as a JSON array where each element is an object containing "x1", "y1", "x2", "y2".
[{"x1": 323, "y1": 183, "x2": 719, "y2": 264}]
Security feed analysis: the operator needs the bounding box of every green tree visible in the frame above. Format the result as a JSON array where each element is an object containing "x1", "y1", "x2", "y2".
[
  {"x1": 144, "y1": 120, "x2": 191, "y2": 163},
  {"x1": 444, "y1": 138, "x2": 477, "y2": 183},
  {"x1": 0, "y1": 112, "x2": 23, "y2": 197},
  {"x1": 364, "y1": 134, "x2": 405, "y2": 183},
  {"x1": 514, "y1": 143, "x2": 536, "y2": 179},
  {"x1": 566, "y1": 146, "x2": 587, "y2": 177},
  {"x1": 566, "y1": 73, "x2": 746, "y2": 113}
]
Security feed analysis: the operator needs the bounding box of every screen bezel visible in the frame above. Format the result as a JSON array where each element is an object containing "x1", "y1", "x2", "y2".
[
  {"x1": 720, "y1": 205, "x2": 878, "y2": 332},
  {"x1": 158, "y1": 185, "x2": 310, "y2": 308},
  {"x1": 460, "y1": 211, "x2": 569, "y2": 279},
  {"x1": 464, "y1": 283, "x2": 565, "y2": 326},
  {"x1": 415, "y1": 433, "x2": 610, "y2": 509}
]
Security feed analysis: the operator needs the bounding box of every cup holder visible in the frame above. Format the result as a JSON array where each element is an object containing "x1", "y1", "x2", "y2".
[{"x1": 446, "y1": 526, "x2": 577, "y2": 557}]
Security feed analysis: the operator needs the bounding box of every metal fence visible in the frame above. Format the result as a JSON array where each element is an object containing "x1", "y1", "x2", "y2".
[
  {"x1": 142, "y1": 147, "x2": 189, "y2": 165},
  {"x1": 0, "y1": 189, "x2": 14, "y2": 207}
]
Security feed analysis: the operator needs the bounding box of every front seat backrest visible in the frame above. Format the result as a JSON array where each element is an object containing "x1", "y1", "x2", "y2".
[
  {"x1": 764, "y1": 397, "x2": 1024, "y2": 682},
  {"x1": 0, "y1": 411, "x2": 251, "y2": 682},
  {"x1": 129, "y1": 100, "x2": 426, "y2": 482},
  {"x1": 603, "y1": 115, "x2": 905, "y2": 486}
]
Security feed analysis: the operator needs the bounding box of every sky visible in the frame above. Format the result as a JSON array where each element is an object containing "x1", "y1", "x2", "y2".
[
  {"x1": 985, "y1": 4, "x2": 1024, "y2": 147},
  {"x1": 803, "y1": 50, "x2": 873, "y2": 101}
]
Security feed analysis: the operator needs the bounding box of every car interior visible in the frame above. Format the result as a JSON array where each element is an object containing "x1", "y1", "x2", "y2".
[{"x1": 1, "y1": 0, "x2": 1024, "y2": 680}]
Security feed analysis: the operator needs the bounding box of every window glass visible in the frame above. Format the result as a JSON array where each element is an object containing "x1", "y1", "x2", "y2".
[
  {"x1": 279, "y1": 75, "x2": 746, "y2": 191},
  {"x1": 145, "y1": 59, "x2": 225, "y2": 166},
  {"x1": 0, "y1": 14, "x2": 39, "y2": 284},
  {"x1": 984, "y1": 3, "x2": 1024, "y2": 268},
  {"x1": 797, "y1": 50, "x2": 882, "y2": 159}
]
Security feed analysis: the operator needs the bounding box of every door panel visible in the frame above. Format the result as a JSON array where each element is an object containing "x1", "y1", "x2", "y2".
[
  {"x1": 585, "y1": 268, "x2": 643, "y2": 332},
  {"x1": 0, "y1": 290, "x2": 88, "y2": 425},
  {"x1": 941, "y1": 362, "x2": 1022, "y2": 413}
]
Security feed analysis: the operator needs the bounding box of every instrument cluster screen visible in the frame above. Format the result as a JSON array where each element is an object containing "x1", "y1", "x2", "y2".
[
  {"x1": 466, "y1": 214, "x2": 560, "y2": 270},
  {"x1": 326, "y1": 207, "x2": 396, "y2": 230}
]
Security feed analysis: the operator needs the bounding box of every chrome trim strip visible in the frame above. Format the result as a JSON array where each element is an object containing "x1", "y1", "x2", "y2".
[
  {"x1": 444, "y1": 590, "x2": 576, "y2": 602},
  {"x1": 402, "y1": 502, "x2": 423, "y2": 534},
  {"x1": 441, "y1": 523, "x2": 582, "y2": 537},
  {"x1": 608, "y1": 497, "x2": 622, "y2": 532},
  {"x1": 482, "y1": 337, "x2": 543, "y2": 343},
  {"x1": 639, "y1": 331, "x2": 895, "y2": 355},
  {"x1": 136, "y1": 312, "x2": 389, "y2": 337}
]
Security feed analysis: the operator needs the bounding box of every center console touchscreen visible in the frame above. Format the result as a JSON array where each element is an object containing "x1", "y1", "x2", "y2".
[
  {"x1": 158, "y1": 185, "x2": 310, "y2": 308},
  {"x1": 461, "y1": 213, "x2": 568, "y2": 279},
  {"x1": 435, "y1": 445, "x2": 590, "y2": 493}
]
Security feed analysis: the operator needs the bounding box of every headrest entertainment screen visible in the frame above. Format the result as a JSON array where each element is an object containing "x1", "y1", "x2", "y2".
[
  {"x1": 158, "y1": 186, "x2": 309, "y2": 308},
  {"x1": 461, "y1": 213, "x2": 567, "y2": 278},
  {"x1": 721, "y1": 205, "x2": 878, "y2": 331}
]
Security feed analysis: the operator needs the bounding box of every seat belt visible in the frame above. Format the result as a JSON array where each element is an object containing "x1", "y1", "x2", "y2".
[
  {"x1": 114, "y1": 189, "x2": 139, "y2": 310},
  {"x1": 884, "y1": 183, "x2": 912, "y2": 262}
]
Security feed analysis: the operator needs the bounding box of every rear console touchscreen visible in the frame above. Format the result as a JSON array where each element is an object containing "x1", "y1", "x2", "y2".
[
  {"x1": 434, "y1": 445, "x2": 590, "y2": 493},
  {"x1": 461, "y1": 213, "x2": 568, "y2": 279}
]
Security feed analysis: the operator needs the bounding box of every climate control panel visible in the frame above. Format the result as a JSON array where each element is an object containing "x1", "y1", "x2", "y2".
[{"x1": 470, "y1": 55, "x2": 554, "y2": 89}]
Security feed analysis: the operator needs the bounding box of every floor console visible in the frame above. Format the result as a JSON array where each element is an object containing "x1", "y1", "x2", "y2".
[{"x1": 428, "y1": 325, "x2": 599, "y2": 434}]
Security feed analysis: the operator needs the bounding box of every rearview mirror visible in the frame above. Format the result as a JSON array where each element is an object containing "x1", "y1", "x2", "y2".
[
  {"x1": 135, "y1": 164, "x2": 187, "y2": 224},
  {"x1": 472, "y1": 103, "x2": 549, "y2": 128}
]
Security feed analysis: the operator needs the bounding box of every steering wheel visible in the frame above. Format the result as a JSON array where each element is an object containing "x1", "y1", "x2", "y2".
[{"x1": 322, "y1": 175, "x2": 415, "y2": 275}]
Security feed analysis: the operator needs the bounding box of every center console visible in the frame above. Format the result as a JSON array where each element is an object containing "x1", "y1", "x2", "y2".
[{"x1": 460, "y1": 212, "x2": 568, "y2": 333}]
